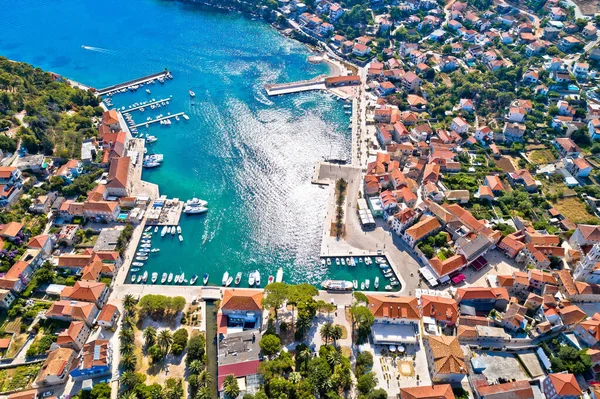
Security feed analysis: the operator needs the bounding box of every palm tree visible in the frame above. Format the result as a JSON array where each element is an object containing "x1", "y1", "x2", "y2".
[
  {"x1": 157, "y1": 329, "x2": 173, "y2": 351},
  {"x1": 143, "y1": 326, "x2": 157, "y2": 348},
  {"x1": 120, "y1": 352, "x2": 137, "y2": 371},
  {"x1": 330, "y1": 324, "x2": 343, "y2": 346},
  {"x1": 197, "y1": 370, "x2": 213, "y2": 388},
  {"x1": 119, "y1": 327, "x2": 135, "y2": 346},
  {"x1": 297, "y1": 346, "x2": 312, "y2": 372},
  {"x1": 119, "y1": 391, "x2": 137, "y2": 399},
  {"x1": 120, "y1": 370, "x2": 138, "y2": 391},
  {"x1": 326, "y1": 351, "x2": 342, "y2": 367},
  {"x1": 122, "y1": 315, "x2": 136, "y2": 330},
  {"x1": 320, "y1": 322, "x2": 333, "y2": 345},
  {"x1": 222, "y1": 374, "x2": 240, "y2": 399},
  {"x1": 123, "y1": 294, "x2": 137, "y2": 312},
  {"x1": 196, "y1": 387, "x2": 212, "y2": 399},
  {"x1": 120, "y1": 342, "x2": 134, "y2": 356},
  {"x1": 289, "y1": 371, "x2": 302, "y2": 384}
]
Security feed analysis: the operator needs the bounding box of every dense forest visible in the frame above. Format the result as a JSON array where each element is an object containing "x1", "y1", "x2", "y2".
[{"x1": 0, "y1": 57, "x2": 103, "y2": 159}]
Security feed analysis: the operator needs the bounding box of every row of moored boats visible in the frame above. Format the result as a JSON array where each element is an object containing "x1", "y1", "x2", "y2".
[
  {"x1": 320, "y1": 256, "x2": 399, "y2": 291},
  {"x1": 220, "y1": 268, "x2": 283, "y2": 287}
]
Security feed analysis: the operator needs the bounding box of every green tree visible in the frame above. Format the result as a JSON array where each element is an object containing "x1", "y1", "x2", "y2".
[
  {"x1": 259, "y1": 334, "x2": 282, "y2": 356},
  {"x1": 148, "y1": 345, "x2": 164, "y2": 363},
  {"x1": 157, "y1": 329, "x2": 173, "y2": 351},
  {"x1": 263, "y1": 282, "x2": 289, "y2": 321},
  {"x1": 350, "y1": 304, "x2": 374, "y2": 344},
  {"x1": 320, "y1": 322, "x2": 334, "y2": 345},
  {"x1": 357, "y1": 372, "x2": 377, "y2": 395},
  {"x1": 143, "y1": 326, "x2": 157, "y2": 348}
]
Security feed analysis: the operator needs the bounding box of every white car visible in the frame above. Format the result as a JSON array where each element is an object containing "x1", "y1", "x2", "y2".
[{"x1": 42, "y1": 392, "x2": 53, "y2": 398}]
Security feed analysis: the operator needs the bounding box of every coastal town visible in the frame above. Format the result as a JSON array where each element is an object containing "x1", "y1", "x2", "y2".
[{"x1": 1, "y1": 0, "x2": 600, "y2": 397}]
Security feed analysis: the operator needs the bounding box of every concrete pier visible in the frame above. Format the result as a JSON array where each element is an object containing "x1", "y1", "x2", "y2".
[
  {"x1": 97, "y1": 71, "x2": 171, "y2": 96},
  {"x1": 264, "y1": 75, "x2": 327, "y2": 96},
  {"x1": 133, "y1": 112, "x2": 186, "y2": 128},
  {"x1": 123, "y1": 98, "x2": 172, "y2": 113}
]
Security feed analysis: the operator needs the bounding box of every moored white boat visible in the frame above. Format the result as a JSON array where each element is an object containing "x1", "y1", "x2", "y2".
[
  {"x1": 365, "y1": 279, "x2": 370, "y2": 289},
  {"x1": 161, "y1": 273, "x2": 167, "y2": 284},
  {"x1": 151, "y1": 272, "x2": 158, "y2": 284},
  {"x1": 203, "y1": 273, "x2": 209, "y2": 285},
  {"x1": 353, "y1": 280, "x2": 358, "y2": 289},
  {"x1": 235, "y1": 272, "x2": 242, "y2": 285},
  {"x1": 248, "y1": 272, "x2": 255, "y2": 286},
  {"x1": 161, "y1": 226, "x2": 167, "y2": 236},
  {"x1": 222, "y1": 271, "x2": 230, "y2": 286},
  {"x1": 168, "y1": 273, "x2": 174, "y2": 283},
  {"x1": 177, "y1": 226, "x2": 182, "y2": 234},
  {"x1": 254, "y1": 271, "x2": 261, "y2": 286},
  {"x1": 179, "y1": 234, "x2": 183, "y2": 242},
  {"x1": 190, "y1": 275, "x2": 198, "y2": 285},
  {"x1": 374, "y1": 277, "x2": 379, "y2": 289},
  {"x1": 276, "y1": 268, "x2": 283, "y2": 283},
  {"x1": 321, "y1": 280, "x2": 354, "y2": 291}
]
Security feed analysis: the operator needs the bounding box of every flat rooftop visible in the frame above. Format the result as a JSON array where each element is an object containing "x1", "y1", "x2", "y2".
[
  {"x1": 218, "y1": 330, "x2": 261, "y2": 367},
  {"x1": 371, "y1": 323, "x2": 418, "y2": 345},
  {"x1": 472, "y1": 352, "x2": 529, "y2": 384}
]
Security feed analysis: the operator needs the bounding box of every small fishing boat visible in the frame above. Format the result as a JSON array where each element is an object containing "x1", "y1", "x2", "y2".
[
  {"x1": 168, "y1": 273, "x2": 174, "y2": 283},
  {"x1": 222, "y1": 271, "x2": 230, "y2": 286},
  {"x1": 144, "y1": 226, "x2": 152, "y2": 232},
  {"x1": 335, "y1": 258, "x2": 340, "y2": 266},
  {"x1": 365, "y1": 279, "x2": 370, "y2": 290},
  {"x1": 326, "y1": 258, "x2": 331, "y2": 266},
  {"x1": 248, "y1": 272, "x2": 255, "y2": 286},
  {"x1": 179, "y1": 234, "x2": 183, "y2": 242},
  {"x1": 346, "y1": 258, "x2": 351, "y2": 265},
  {"x1": 151, "y1": 248, "x2": 160, "y2": 253},
  {"x1": 321, "y1": 259, "x2": 326, "y2": 267},
  {"x1": 177, "y1": 226, "x2": 182, "y2": 234},
  {"x1": 141, "y1": 244, "x2": 151, "y2": 248},
  {"x1": 151, "y1": 272, "x2": 158, "y2": 284},
  {"x1": 255, "y1": 271, "x2": 261, "y2": 286},
  {"x1": 360, "y1": 282, "x2": 365, "y2": 290},
  {"x1": 189, "y1": 90, "x2": 196, "y2": 97},
  {"x1": 190, "y1": 275, "x2": 198, "y2": 285},
  {"x1": 161, "y1": 273, "x2": 167, "y2": 284},
  {"x1": 225, "y1": 276, "x2": 233, "y2": 286},
  {"x1": 154, "y1": 226, "x2": 159, "y2": 233},
  {"x1": 353, "y1": 280, "x2": 358, "y2": 289},
  {"x1": 374, "y1": 277, "x2": 379, "y2": 289},
  {"x1": 146, "y1": 89, "x2": 151, "y2": 94},
  {"x1": 359, "y1": 257, "x2": 363, "y2": 263},
  {"x1": 235, "y1": 272, "x2": 242, "y2": 285},
  {"x1": 131, "y1": 275, "x2": 136, "y2": 283},
  {"x1": 137, "y1": 275, "x2": 143, "y2": 283},
  {"x1": 132, "y1": 262, "x2": 144, "y2": 267},
  {"x1": 142, "y1": 271, "x2": 148, "y2": 283},
  {"x1": 136, "y1": 252, "x2": 146, "y2": 257},
  {"x1": 180, "y1": 273, "x2": 185, "y2": 283},
  {"x1": 341, "y1": 258, "x2": 346, "y2": 266},
  {"x1": 161, "y1": 226, "x2": 167, "y2": 237},
  {"x1": 131, "y1": 268, "x2": 140, "y2": 273},
  {"x1": 136, "y1": 256, "x2": 148, "y2": 261},
  {"x1": 203, "y1": 273, "x2": 209, "y2": 285},
  {"x1": 268, "y1": 275, "x2": 274, "y2": 285},
  {"x1": 276, "y1": 267, "x2": 283, "y2": 283},
  {"x1": 385, "y1": 285, "x2": 392, "y2": 291},
  {"x1": 171, "y1": 227, "x2": 176, "y2": 236},
  {"x1": 174, "y1": 274, "x2": 180, "y2": 284},
  {"x1": 391, "y1": 281, "x2": 399, "y2": 286}
]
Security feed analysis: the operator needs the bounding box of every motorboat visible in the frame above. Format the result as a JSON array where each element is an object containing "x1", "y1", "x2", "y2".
[
  {"x1": 346, "y1": 258, "x2": 351, "y2": 265},
  {"x1": 136, "y1": 252, "x2": 146, "y2": 257},
  {"x1": 189, "y1": 90, "x2": 196, "y2": 97},
  {"x1": 161, "y1": 226, "x2": 167, "y2": 236},
  {"x1": 174, "y1": 274, "x2": 180, "y2": 284},
  {"x1": 146, "y1": 89, "x2": 151, "y2": 94},
  {"x1": 136, "y1": 256, "x2": 148, "y2": 261},
  {"x1": 335, "y1": 258, "x2": 340, "y2": 266},
  {"x1": 161, "y1": 273, "x2": 167, "y2": 284},
  {"x1": 139, "y1": 248, "x2": 150, "y2": 253},
  {"x1": 151, "y1": 272, "x2": 158, "y2": 284},
  {"x1": 248, "y1": 272, "x2": 255, "y2": 286},
  {"x1": 365, "y1": 279, "x2": 370, "y2": 289},
  {"x1": 326, "y1": 258, "x2": 331, "y2": 266},
  {"x1": 182, "y1": 114, "x2": 189, "y2": 120},
  {"x1": 154, "y1": 226, "x2": 159, "y2": 233},
  {"x1": 374, "y1": 277, "x2": 379, "y2": 289},
  {"x1": 142, "y1": 271, "x2": 148, "y2": 282},
  {"x1": 136, "y1": 275, "x2": 143, "y2": 283},
  {"x1": 143, "y1": 161, "x2": 160, "y2": 168},
  {"x1": 144, "y1": 226, "x2": 152, "y2": 232},
  {"x1": 321, "y1": 259, "x2": 326, "y2": 267},
  {"x1": 131, "y1": 275, "x2": 136, "y2": 283},
  {"x1": 151, "y1": 248, "x2": 160, "y2": 253},
  {"x1": 180, "y1": 273, "x2": 185, "y2": 283},
  {"x1": 146, "y1": 136, "x2": 158, "y2": 143},
  {"x1": 184, "y1": 205, "x2": 208, "y2": 214},
  {"x1": 141, "y1": 244, "x2": 151, "y2": 248},
  {"x1": 179, "y1": 235, "x2": 183, "y2": 242},
  {"x1": 168, "y1": 273, "x2": 174, "y2": 283},
  {"x1": 225, "y1": 276, "x2": 233, "y2": 286},
  {"x1": 186, "y1": 198, "x2": 208, "y2": 207},
  {"x1": 360, "y1": 282, "x2": 365, "y2": 290},
  {"x1": 235, "y1": 272, "x2": 242, "y2": 285},
  {"x1": 203, "y1": 273, "x2": 209, "y2": 285},
  {"x1": 268, "y1": 275, "x2": 274, "y2": 285},
  {"x1": 132, "y1": 262, "x2": 144, "y2": 267},
  {"x1": 190, "y1": 275, "x2": 198, "y2": 285},
  {"x1": 254, "y1": 271, "x2": 261, "y2": 286},
  {"x1": 341, "y1": 258, "x2": 346, "y2": 266},
  {"x1": 171, "y1": 227, "x2": 176, "y2": 235},
  {"x1": 276, "y1": 268, "x2": 283, "y2": 283},
  {"x1": 222, "y1": 271, "x2": 230, "y2": 286},
  {"x1": 131, "y1": 268, "x2": 140, "y2": 273},
  {"x1": 321, "y1": 280, "x2": 354, "y2": 291},
  {"x1": 391, "y1": 281, "x2": 399, "y2": 286},
  {"x1": 353, "y1": 280, "x2": 358, "y2": 289},
  {"x1": 385, "y1": 285, "x2": 392, "y2": 291},
  {"x1": 177, "y1": 226, "x2": 182, "y2": 234}
]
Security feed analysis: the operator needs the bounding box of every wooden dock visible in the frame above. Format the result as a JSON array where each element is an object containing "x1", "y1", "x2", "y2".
[
  {"x1": 123, "y1": 98, "x2": 172, "y2": 114},
  {"x1": 133, "y1": 112, "x2": 186, "y2": 128},
  {"x1": 97, "y1": 71, "x2": 171, "y2": 96}
]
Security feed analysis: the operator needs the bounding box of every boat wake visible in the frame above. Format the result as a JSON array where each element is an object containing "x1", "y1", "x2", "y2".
[
  {"x1": 201, "y1": 219, "x2": 219, "y2": 246},
  {"x1": 81, "y1": 45, "x2": 116, "y2": 55},
  {"x1": 254, "y1": 89, "x2": 273, "y2": 106}
]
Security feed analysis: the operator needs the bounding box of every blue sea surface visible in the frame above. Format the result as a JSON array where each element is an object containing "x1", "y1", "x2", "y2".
[{"x1": 0, "y1": 0, "x2": 393, "y2": 288}]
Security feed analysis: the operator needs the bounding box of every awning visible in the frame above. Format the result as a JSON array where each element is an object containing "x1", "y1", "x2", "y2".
[{"x1": 451, "y1": 273, "x2": 466, "y2": 284}]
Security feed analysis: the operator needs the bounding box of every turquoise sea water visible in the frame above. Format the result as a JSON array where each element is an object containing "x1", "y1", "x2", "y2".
[{"x1": 0, "y1": 0, "x2": 396, "y2": 289}]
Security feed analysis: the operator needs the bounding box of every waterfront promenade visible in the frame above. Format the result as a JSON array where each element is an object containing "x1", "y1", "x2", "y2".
[{"x1": 264, "y1": 75, "x2": 326, "y2": 96}]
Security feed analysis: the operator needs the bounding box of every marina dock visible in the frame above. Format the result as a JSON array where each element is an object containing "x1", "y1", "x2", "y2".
[
  {"x1": 123, "y1": 98, "x2": 172, "y2": 113},
  {"x1": 145, "y1": 197, "x2": 184, "y2": 226},
  {"x1": 133, "y1": 112, "x2": 186, "y2": 128},
  {"x1": 97, "y1": 71, "x2": 171, "y2": 96},
  {"x1": 264, "y1": 75, "x2": 327, "y2": 96}
]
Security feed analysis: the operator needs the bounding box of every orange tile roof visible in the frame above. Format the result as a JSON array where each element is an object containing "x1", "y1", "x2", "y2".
[
  {"x1": 400, "y1": 384, "x2": 455, "y2": 399},
  {"x1": 529, "y1": 269, "x2": 557, "y2": 285},
  {"x1": 497, "y1": 275, "x2": 515, "y2": 287},
  {"x1": 46, "y1": 300, "x2": 96, "y2": 322},
  {"x1": 5, "y1": 260, "x2": 30, "y2": 280},
  {"x1": 0, "y1": 222, "x2": 22, "y2": 238},
  {"x1": 221, "y1": 289, "x2": 263, "y2": 311},
  {"x1": 477, "y1": 380, "x2": 533, "y2": 398},
  {"x1": 558, "y1": 304, "x2": 587, "y2": 326},
  {"x1": 8, "y1": 390, "x2": 37, "y2": 399},
  {"x1": 405, "y1": 216, "x2": 441, "y2": 241},
  {"x1": 429, "y1": 254, "x2": 467, "y2": 278},
  {"x1": 367, "y1": 294, "x2": 420, "y2": 320},
  {"x1": 61, "y1": 281, "x2": 106, "y2": 303},
  {"x1": 420, "y1": 295, "x2": 458, "y2": 324},
  {"x1": 0, "y1": 167, "x2": 16, "y2": 179},
  {"x1": 36, "y1": 348, "x2": 76, "y2": 383},
  {"x1": 28, "y1": 234, "x2": 50, "y2": 249},
  {"x1": 426, "y1": 336, "x2": 466, "y2": 375},
  {"x1": 56, "y1": 321, "x2": 86, "y2": 346},
  {"x1": 455, "y1": 287, "x2": 509, "y2": 302},
  {"x1": 547, "y1": 373, "x2": 582, "y2": 396},
  {"x1": 97, "y1": 303, "x2": 119, "y2": 323},
  {"x1": 457, "y1": 325, "x2": 478, "y2": 340},
  {"x1": 81, "y1": 339, "x2": 110, "y2": 369},
  {"x1": 103, "y1": 109, "x2": 119, "y2": 125},
  {"x1": 106, "y1": 156, "x2": 130, "y2": 189}
]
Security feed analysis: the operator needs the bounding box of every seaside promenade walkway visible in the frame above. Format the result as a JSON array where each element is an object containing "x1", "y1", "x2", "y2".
[{"x1": 264, "y1": 75, "x2": 327, "y2": 96}]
